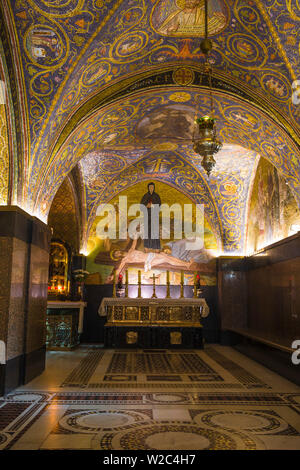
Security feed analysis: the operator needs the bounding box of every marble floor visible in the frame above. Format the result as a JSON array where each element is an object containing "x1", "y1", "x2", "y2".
[{"x1": 0, "y1": 345, "x2": 300, "y2": 450}]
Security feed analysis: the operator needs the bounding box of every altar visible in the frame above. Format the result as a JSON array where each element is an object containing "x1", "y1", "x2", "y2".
[{"x1": 98, "y1": 297, "x2": 209, "y2": 349}]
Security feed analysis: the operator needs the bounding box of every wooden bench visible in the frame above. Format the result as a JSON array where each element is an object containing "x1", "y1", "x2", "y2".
[{"x1": 226, "y1": 328, "x2": 294, "y2": 354}]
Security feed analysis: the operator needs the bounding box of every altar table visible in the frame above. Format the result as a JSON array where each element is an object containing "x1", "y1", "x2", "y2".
[{"x1": 98, "y1": 297, "x2": 209, "y2": 349}]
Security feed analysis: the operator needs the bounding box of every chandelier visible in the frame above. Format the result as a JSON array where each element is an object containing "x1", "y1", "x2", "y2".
[{"x1": 192, "y1": 0, "x2": 222, "y2": 177}]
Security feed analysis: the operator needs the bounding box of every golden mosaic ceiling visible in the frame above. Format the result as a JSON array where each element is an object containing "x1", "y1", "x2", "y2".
[{"x1": 0, "y1": 0, "x2": 299, "y2": 252}]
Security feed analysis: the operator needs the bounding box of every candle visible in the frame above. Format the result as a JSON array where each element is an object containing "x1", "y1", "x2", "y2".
[
  {"x1": 138, "y1": 270, "x2": 141, "y2": 282},
  {"x1": 167, "y1": 270, "x2": 169, "y2": 284},
  {"x1": 181, "y1": 270, "x2": 184, "y2": 284}
]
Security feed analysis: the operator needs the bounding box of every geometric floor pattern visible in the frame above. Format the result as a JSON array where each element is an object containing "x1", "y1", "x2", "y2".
[
  {"x1": 0, "y1": 345, "x2": 300, "y2": 450},
  {"x1": 59, "y1": 346, "x2": 271, "y2": 390}
]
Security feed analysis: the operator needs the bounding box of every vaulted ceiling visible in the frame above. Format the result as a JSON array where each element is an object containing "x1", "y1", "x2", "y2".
[{"x1": 0, "y1": 0, "x2": 299, "y2": 253}]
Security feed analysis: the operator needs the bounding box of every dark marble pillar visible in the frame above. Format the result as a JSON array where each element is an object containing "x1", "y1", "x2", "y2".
[{"x1": 0, "y1": 206, "x2": 50, "y2": 395}]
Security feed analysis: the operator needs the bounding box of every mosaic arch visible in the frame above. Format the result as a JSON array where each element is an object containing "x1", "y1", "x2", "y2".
[
  {"x1": 29, "y1": 72, "x2": 298, "y2": 217},
  {"x1": 45, "y1": 63, "x2": 299, "y2": 167},
  {"x1": 0, "y1": 102, "x2": 9, "y2": 205},
  {"x1": 32, "y1": 87, "x2": 300, "y2": 227},
  {"x1": 5, "y1": 0, "x2": 299, "y2": 185},
  {"x1": 246, "y1": 156, "x2": 300, "y2": 254},
  {"x1": 0, "y1": 9, "x2": 29, "y2": 206},
  {"x1": 84, "y1": 153, "x2": 224, "y2": 249},
  {"x1": 1, "y1": 1, "x2": 299, "y2": 235},
  {"x1": 0, "y1": 38, "x2": 17, "y2": 205},
  {"x1": 79, "y1": 146, "x2": 259, "y2": 253},
  {"x1": 48, "y1": 176, "x2": 81, "y2": 253}
]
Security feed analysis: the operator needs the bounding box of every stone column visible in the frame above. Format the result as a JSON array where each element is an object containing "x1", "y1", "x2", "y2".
[{"x1": 0, "y1": 206, "x2": 50, "y2": 395}]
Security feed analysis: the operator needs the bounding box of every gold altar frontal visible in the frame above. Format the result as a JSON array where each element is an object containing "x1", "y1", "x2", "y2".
[{"x1": 98, "y1": 298, "x2": 209, "y2": 348}]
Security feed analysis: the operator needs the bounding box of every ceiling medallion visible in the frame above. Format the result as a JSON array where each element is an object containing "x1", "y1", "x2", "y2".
[{"x1": 173, "y1": 67, "x2": 195, "y2": 86}]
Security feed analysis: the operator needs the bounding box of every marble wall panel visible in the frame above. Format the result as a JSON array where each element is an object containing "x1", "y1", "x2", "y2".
[
  {"x1": 247, "y1": 257, "x2": 300, "y2": 341},
  {"x1": 7, "y1": 238, "x2": 28, "y2": 360},
  {"x1": 217, "y1": 257, "x2": 247, "y2": 331},
  {"x1": 26, "y1": 245, "x2": 49, "y2": 354},
  {"x1": 218, "y1": 235, "x2": 300, "y2": 344},
  {"x1": 0, "y1": 237, "x2": 12, "y2": 346}
]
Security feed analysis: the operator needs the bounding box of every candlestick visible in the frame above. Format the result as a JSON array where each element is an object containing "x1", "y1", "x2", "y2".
[
  {"x1": 137, "y1": 270, "x2": 142, "y2": 298},
  {"x1": 125, "y1": 270, "x2": 128, "y2": 298},
  {"x1": 151, "y1": 273, "x2": 157, "y2": 298},
  {"x1": 196, "y1": 273, "x2": 202, "y2": 298},
  {"x1": 180, "y1": 270, "x2": 184, "y2": 298},
  {"x1": 166, "y1": 270, "x2": 170, "y2": 298},
  {"x1": 193, "y1": 271, "x2": 197, "y2": 298},
  {"x1": 113, "y1": 270, "x2": 116, "y2": 297}
]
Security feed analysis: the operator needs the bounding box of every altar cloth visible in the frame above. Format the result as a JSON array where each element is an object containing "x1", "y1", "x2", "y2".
[{"x1": 99, "y1": 297, "x2": 209, "y2": 326}]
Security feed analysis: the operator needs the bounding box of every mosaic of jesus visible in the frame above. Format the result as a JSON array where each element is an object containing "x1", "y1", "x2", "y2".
[
  {"x1": 151, "y1": 0, "x2": 228, "y2": 36},
  {"x1": 86, "y1": 181, "x2": 217, "y2": 286}
]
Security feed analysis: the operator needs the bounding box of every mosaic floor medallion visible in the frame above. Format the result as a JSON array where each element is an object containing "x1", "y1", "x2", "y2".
[
  {"x1": 195, "y1": 410, "x2": 289, "y2": 434},
  {"x1": 59, "y1": 410, "x2": 149, "y2": 433},
  {"x1": 92, "y1": 423, "x2": 261, "y2": 450},
  {"x1": 7, "y1": 392, "x2": 47, "y2": 402}
]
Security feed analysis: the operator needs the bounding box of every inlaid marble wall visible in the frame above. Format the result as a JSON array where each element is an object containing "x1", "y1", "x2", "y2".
[
  {"x1": 0, "y1": 237, "x2": 13, "y2": 348},
  {"x1": 26, "y1": 244, "x2": 49, "y2": 354},
  {"x1": 0, "y1": 207, "x2": 50, "y2": 394},
  {"x1": 6, "y1": 238, "x2": 28, "y2": 360}
]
